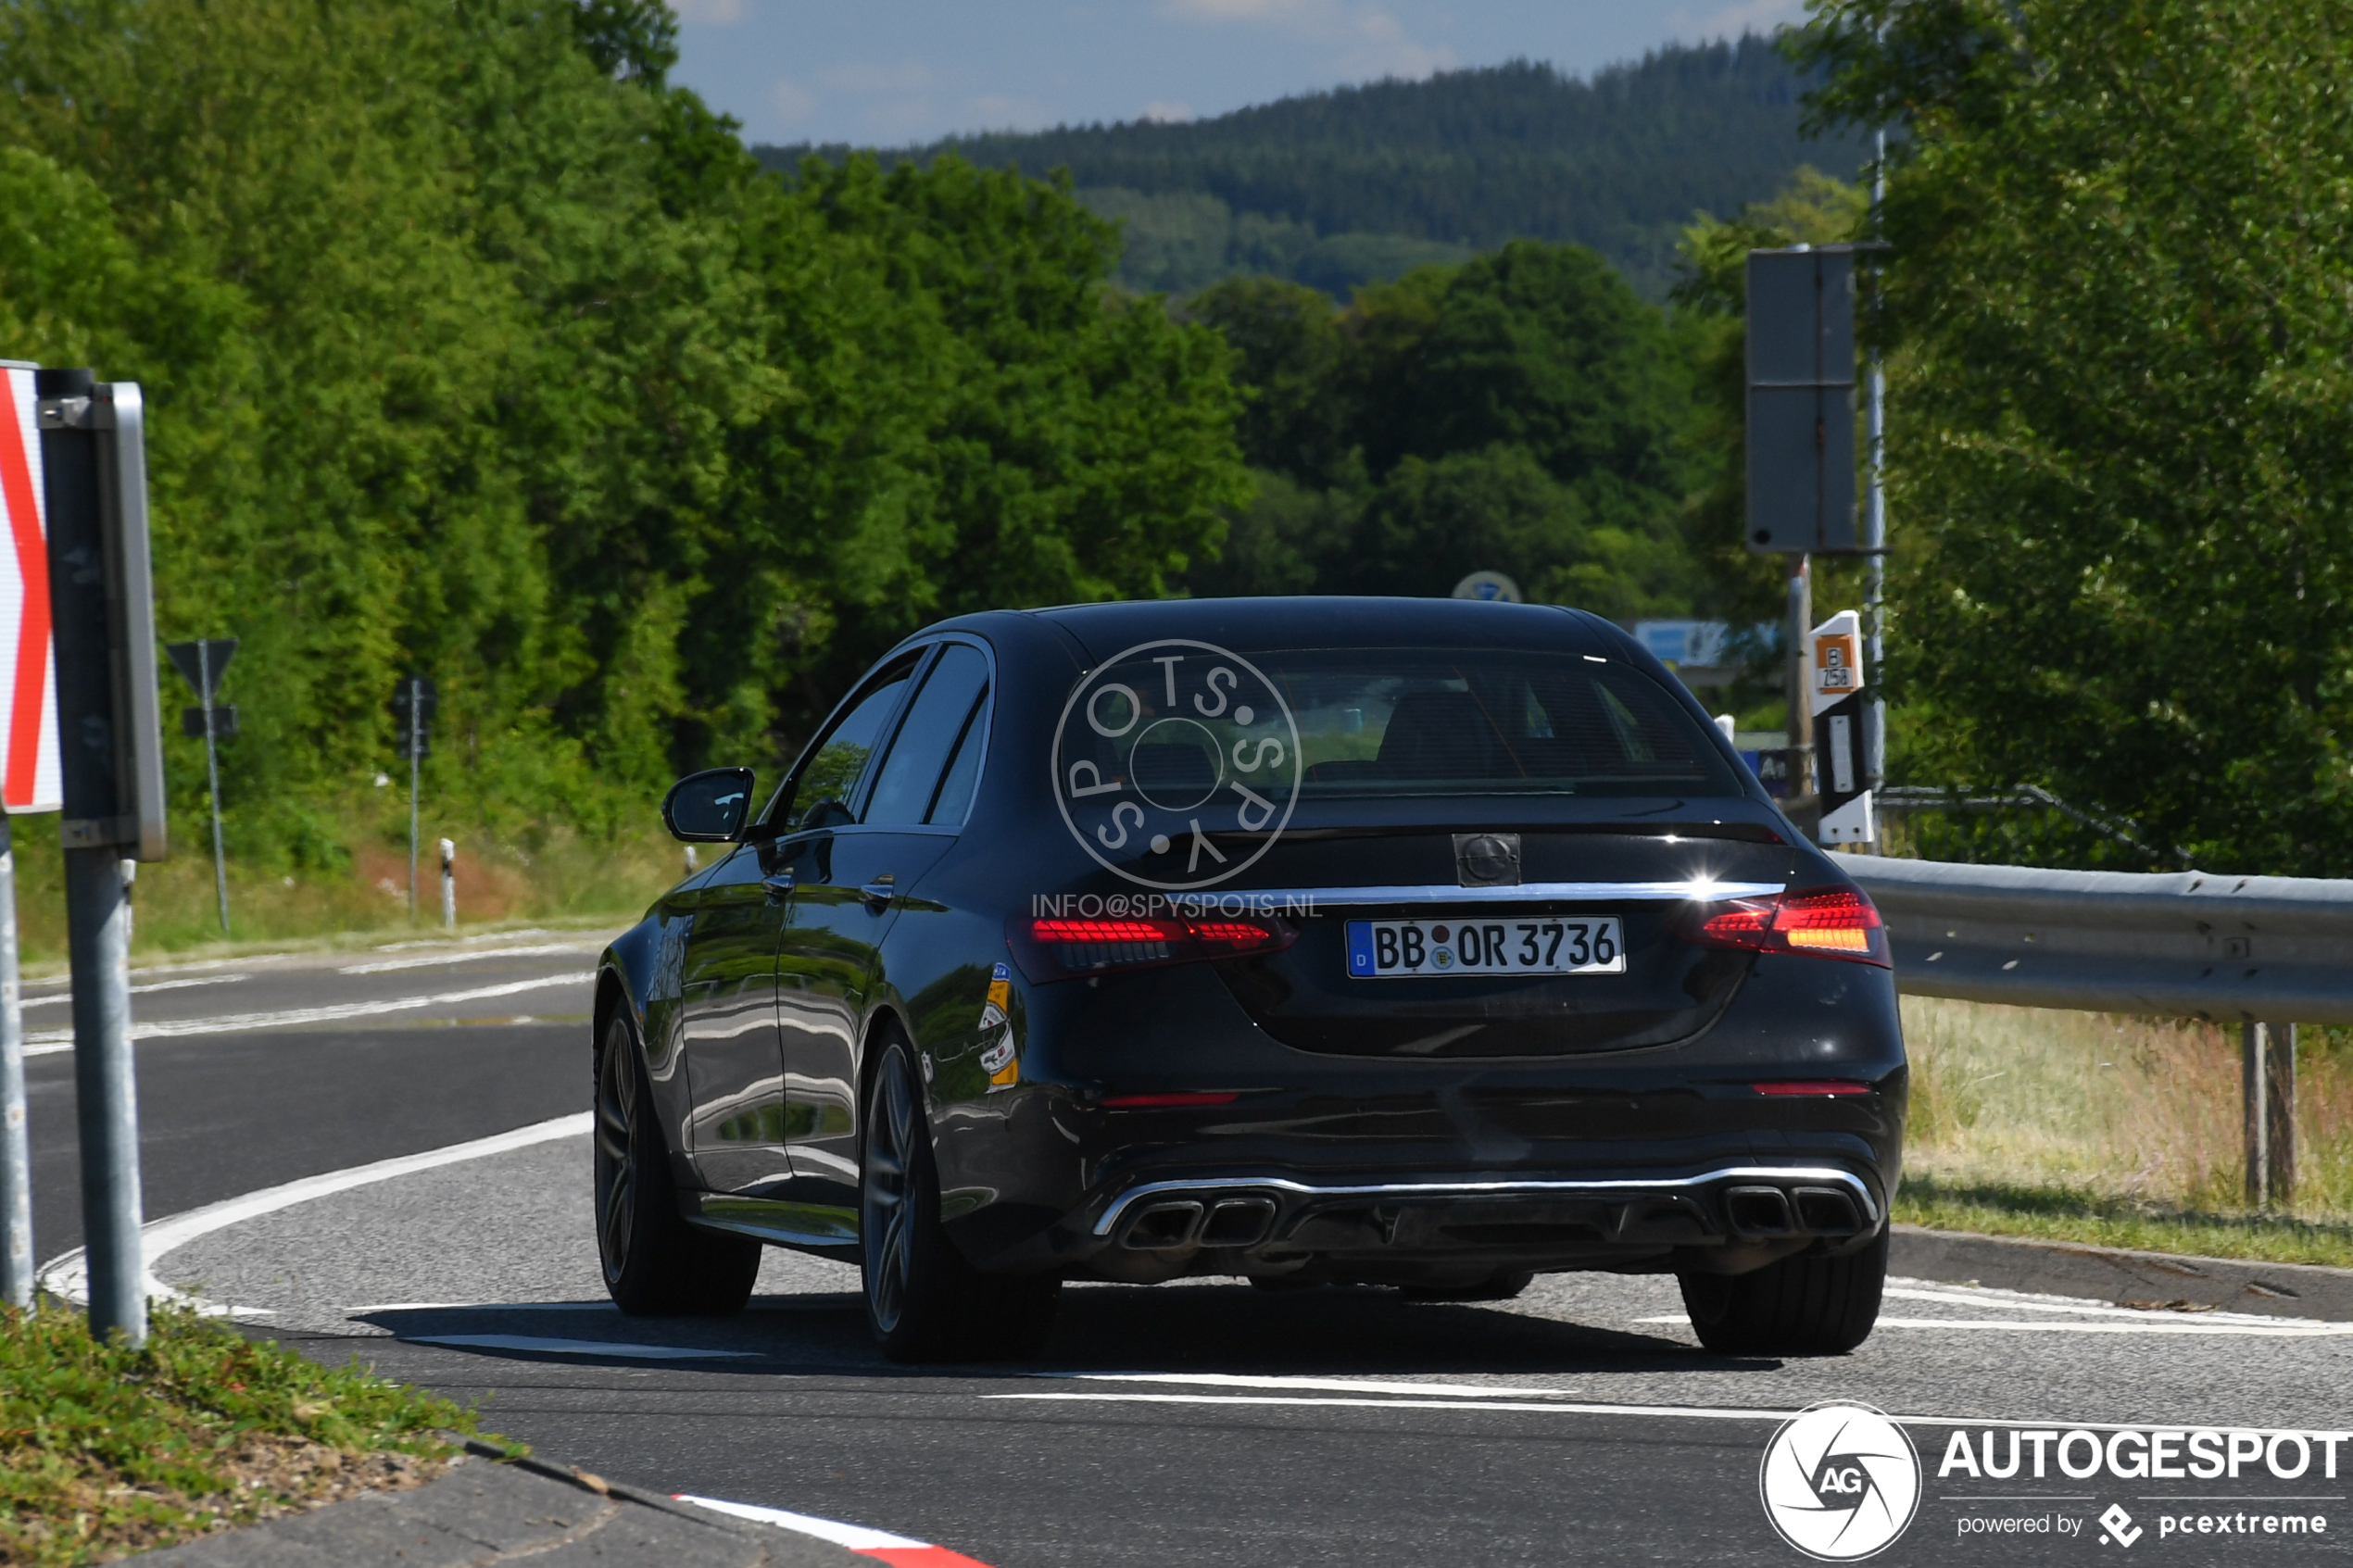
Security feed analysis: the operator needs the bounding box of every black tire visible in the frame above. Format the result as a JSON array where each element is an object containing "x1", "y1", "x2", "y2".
[
  {"x1": 862, "y1": 1036, "x2": 1060, "y2": 1362},
  {"x1": 594, "y1": 1013, "x2": 761, "y2": 1317},
  {"x1": 1677, "y1": 1227, "x2": 1888, "y2": 1356}
]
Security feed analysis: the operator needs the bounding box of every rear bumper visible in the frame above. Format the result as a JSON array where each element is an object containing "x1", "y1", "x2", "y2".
[{"x1": 978, "y1": 1155, "x2": 1891, "y2": 1285}]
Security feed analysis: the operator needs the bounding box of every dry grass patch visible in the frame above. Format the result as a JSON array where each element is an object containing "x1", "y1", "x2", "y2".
[{"x1": 1895, "y1": 996, "x2": 2353, "y2": 1267}]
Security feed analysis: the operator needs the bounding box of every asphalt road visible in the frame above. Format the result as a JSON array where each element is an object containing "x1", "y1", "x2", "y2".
[{"x1": 26, "y1": 931, "x2": 2353, "y2": 1566}]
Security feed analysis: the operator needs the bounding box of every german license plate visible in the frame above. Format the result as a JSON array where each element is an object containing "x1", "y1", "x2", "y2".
[{"x1": 1344, "y1": 917, "x2": 1626, "y2": 978}]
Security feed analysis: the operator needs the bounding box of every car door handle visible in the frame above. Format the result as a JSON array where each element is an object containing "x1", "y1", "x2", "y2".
[
  {"x1": 761, "y1": 872, "x2": 795, "y2": 902},
  {"x1": 861, "y1": 874, "x2": 896, "y2": 909}
]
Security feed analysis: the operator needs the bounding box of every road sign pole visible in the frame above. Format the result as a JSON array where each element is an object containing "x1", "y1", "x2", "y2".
[
  {"x1": 408, "y1": 677, "x2": 421, "y2": 923},
  {"x1": 199, "y1": 642, "x2": 227, "y2": 938},
  {"x1": 1864, "y1": 125, "x2": 1889, "y2": 794},
  {"x1": 66, "y1": 845, "x2": 137, "y2": 1334},
  {"x1": 44, "y1": 370, "x2": 167, "y2": 1348},
  {"x1": 0, "y1": 817, "x2": 31, "y2": 1309}
]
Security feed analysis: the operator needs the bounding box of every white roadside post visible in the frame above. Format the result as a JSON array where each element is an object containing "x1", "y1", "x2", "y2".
[
  {"x1": 439, "y1": 837, "x2": 456, "y2": 930},
  {"x1": 0, "y1": 362, "x2": 64, "y2": 1310}
]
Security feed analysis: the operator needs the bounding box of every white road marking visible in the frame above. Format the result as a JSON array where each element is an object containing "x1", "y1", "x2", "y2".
[
  {"x1": 37, "y1": 1112, "x2": 593, "y2": 1307},
  {"x1": 677, "y1": 1495, "x2": 927, "y2": 1551},
  {"x1": 990, "y1": 1389, "x2": 2351, "y2": 1436},
  {"x1": 22, "y1": 972, "x2": 596, "y2": 1053},
  {"x1": 1883, "y1": 1286, "x2": 2323, "y2": 1326},
  {"x1": 369, "y1": 928, "x2": 557, "y2": 952},
  {"x1": 338, "y1": 942, "x2": 600, "y2": 975},
  {"x1": 994, "y1": 1391, "x2": 1804, "y2": 1419},
  {"x1": 1637, "y1": 1313, "x2": 2353, "y2": 1336},
  {"x1": 347, "y1": 1300, "x2": 621, "y2": 1313},
  {"x1": 404, "y1": 1334, "x2": 756, "y2": 1361},
  {"x1": 1049, "y1": 1371, "x2": 1589, "y2": 1400},
  {"x1": 21, "y1": 973, "x2": 254, "y2": 1008}
]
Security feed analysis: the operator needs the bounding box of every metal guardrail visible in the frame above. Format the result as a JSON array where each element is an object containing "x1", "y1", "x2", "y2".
[
  {"x1": 1842, "y1": 856, "x2": 2346, "y2": 1208},
  {"x1": 1844, "y1": 857, "x2": 2353, "y2": 1023}
]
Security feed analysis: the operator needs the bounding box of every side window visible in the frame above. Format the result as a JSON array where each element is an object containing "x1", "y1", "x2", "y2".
[
  {"x1": 925, "y1": 690, "x2": 988, "y2": 825},
  {"x1": 769, "y1": 658, "x2": 918, "y2": 834},
  {"x1": 863, "y1": 645, "x2": 990, "y2": 826}
]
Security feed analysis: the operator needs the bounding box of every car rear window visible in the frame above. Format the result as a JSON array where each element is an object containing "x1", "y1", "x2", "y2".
[{"x1": 1262, "y1": 647, "x2": 1744, "y2": 799}]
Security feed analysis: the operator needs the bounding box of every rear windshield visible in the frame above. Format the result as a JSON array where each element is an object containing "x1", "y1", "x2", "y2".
[{"x1": 1263, "y1": 647, "x2": 1744, "y2": 800}]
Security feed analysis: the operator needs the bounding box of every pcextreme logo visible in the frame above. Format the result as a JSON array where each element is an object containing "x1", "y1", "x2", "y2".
[{"x1": 1760, "y1": 1401, "x2": 1922, "y2": 1561}]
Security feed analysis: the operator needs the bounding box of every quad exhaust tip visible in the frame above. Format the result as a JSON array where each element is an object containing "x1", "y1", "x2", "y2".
[{"x1": 1119, "y1": 1197, "x2": 1277, "y2": 1250}]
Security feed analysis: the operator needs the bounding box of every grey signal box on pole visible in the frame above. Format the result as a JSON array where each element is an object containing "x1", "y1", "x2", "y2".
[
  {"x1": 1745, "y1": 247, "x2": 1860, "y2": 555},
  {"x1": 39, "y1": 369, "x2": 168, "y2": 1349}
]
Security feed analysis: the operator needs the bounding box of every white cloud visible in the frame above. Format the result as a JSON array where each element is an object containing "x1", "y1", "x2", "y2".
[
  {"x1": 669, "y1": 0, "x2": 745, "y2": 22},
  {"x1": 821, "y1": 59, "x2": 940, "y2": 94},
  {"x1": 1668, "y1": 0, "x2": 1807, "y2": 39},
  {"x1": 769, "y1": 79, "x2": 818, "y2": 126},
  {"x1": 1159, "y1": 0, "x2": 1453, "y2": 81},
  {"x1": 1139, "y1": 100, "x2": 1195, "y2": 122},
  {"x1": 964, "y1": 93, "x2": 1052, "y2": 129}
]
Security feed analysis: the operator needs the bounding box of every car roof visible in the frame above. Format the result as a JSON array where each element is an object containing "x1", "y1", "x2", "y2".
[{"x1": 931, "y1": 596, "x2": 1628, "y2": 664}]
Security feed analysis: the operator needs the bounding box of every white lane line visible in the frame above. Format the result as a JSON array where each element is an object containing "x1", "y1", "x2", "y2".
[
  {"x1": 21, "y1": 972, "x2": 596, "y2": 1053},
  {"x1": 404, "y1": 1334, "x2": 757, "y2": 1361},
  {"x1": 21, "y1": 974, "x2": 254, "y2": 1010},
  {"x1": 37, "y1": 1112, "x2": 593, "y2": 1307},
  {"x1": 1050, "y1": 1371, "x2": 1590, "y2": 1400},
  {"x1": 677, "y1": 1495, "x2": 1000, "y2": 1565},
  {"x1": 995, "y1": 1391, "x2": 1804, "y2": 1419},
  {"x1": 989, "y1": 1392, "x2": 2350, "y2": 1436},
  {"x1": 679, "y1": 1496, "x2": 928, "y2": 1551},
  {"x1": 1883, "y1": 1286, "x2": 2326, "y2": 1326},
  {"x1": 338, "y1": 943, "x2": 601, "y2": 975},
  {"x1": 370, "y1": 928, "x2": 557, "y2": 952},
  {"x1": 347, "y1": 1300, "x2": 621, "y2": 1313},
  {"x1": 1637, "y1": 1313, "x2": 2353, "y2": 1337}
]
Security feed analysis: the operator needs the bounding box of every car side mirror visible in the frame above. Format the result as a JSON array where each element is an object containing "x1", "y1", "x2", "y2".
[{"x1": 662, "y1": 768, "x2": 756, "y2": 842}]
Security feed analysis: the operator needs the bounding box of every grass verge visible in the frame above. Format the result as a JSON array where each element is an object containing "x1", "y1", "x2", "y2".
[
  {"x1": 1894, "y1": 1175, "x2": 2353, "y2": 1271},
  {"x1": 1898, "y1": 995, "x2": 2353, "y2": 1270},
  {"x1": 0, "y1": 1302, "x2": 490, "y2": 1565}
]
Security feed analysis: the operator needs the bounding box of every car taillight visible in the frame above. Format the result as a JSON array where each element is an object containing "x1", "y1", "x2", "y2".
[
  {"x1": 1010, "y1": 913, "x2": 1297, "y2": 979},
  {"x1": 1687, "y1": 885, "x2": 1888, "y2": 967}
]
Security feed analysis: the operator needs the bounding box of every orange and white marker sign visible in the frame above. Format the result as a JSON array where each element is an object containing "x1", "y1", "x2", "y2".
[
  {"x1": 0, "y1": 368, "x2": 59, "y2": 813},
  {"x1": 1810, "y1": 613, "x2": 1863, "y2": 715}
]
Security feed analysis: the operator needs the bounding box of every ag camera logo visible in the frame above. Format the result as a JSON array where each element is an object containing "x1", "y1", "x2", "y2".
[
  {"x1": 1052, "y1": 640, "x2": 1302, "y2": 891},
  {"x1": 1760, "y1": 1401, "x2": 1921, "y2": 1561}
]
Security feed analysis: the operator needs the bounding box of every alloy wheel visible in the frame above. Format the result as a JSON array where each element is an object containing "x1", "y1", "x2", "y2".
[
  {"x1": 862, "y1": 1050, "x2": 919, "y2": 1335},
  {"x1": 594, "y1": 1031, "x2": 637, "y2": 1284}
]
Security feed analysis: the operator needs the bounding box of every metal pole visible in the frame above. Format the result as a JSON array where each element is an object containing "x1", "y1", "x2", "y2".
[
  {"x1": 439, "y1": 838, "x2": 456, "y2": 930},
  {"x1": 1864, "y1": 126, "x2": 1888, "y2": 789},
  {"x1": 68, "y1": 845, "x2": 142, "y2": 1344},
  {"x1": 2268, "y1": 1022, "x2": 2296, "y2": 1210},
  {"x1": 408, "y1": 677, "x2": 420, "y2": 924},
  {"x1": 1788, "y1": 554, "x2": 1814, "y2": 797},
  {"x1": 200, "y1": 642, "x2": 227, "y2": 938},
  {"x1": 0, "y1": 817, "x2": 31, "y2": 1309},
  {"x1": 2243, "y1": 1022, "x2": 2269, "y2": 1209}
]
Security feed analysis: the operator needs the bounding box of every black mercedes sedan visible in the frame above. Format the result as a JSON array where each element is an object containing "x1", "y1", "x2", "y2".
[{"x1": 591, "y1": 597, "x2": 1906, "y2": 1361}]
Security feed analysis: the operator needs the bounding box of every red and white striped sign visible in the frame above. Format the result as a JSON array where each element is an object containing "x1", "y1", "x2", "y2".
[{"x1": 0, "y1": 368, "x2": 57, "y2": 813}]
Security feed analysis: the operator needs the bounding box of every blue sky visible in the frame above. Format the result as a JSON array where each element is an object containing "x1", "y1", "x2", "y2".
[{"x1": 669, "y1": 1, "x2": 1810, "y2": 148}]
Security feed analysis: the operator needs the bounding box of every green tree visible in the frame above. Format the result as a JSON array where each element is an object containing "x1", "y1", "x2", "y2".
[{"x1": 1797, "y1": 0, "x2": 2353, "y2": 872}]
